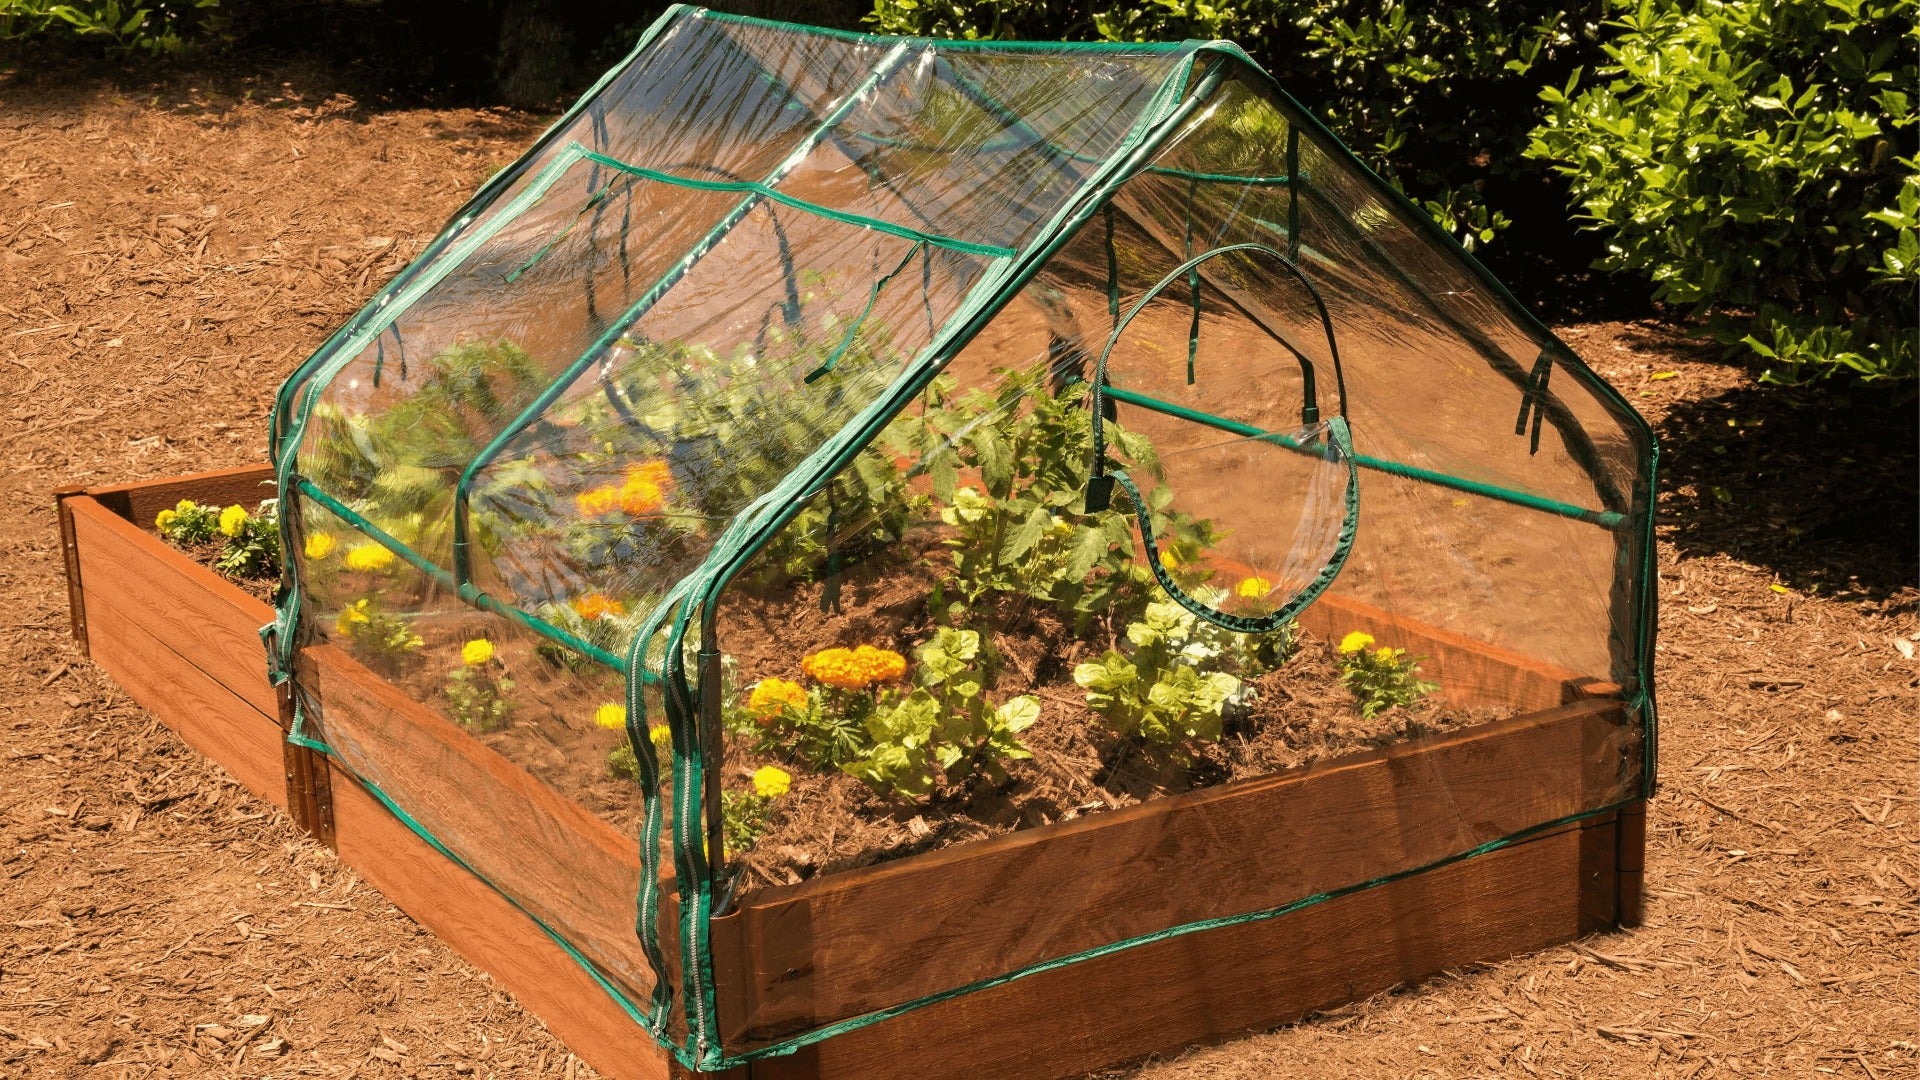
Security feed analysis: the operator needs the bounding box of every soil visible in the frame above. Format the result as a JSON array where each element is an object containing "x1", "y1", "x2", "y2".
[
  {"x1": 2, "y1": 53, "x2": 1915, "y2": 1080},
  {"x1": 165, "y1": 536, "x2": 280, "y2": 603},
  {"x1": 713, "y1": 550, "x2": 1500, "y2": 890}
]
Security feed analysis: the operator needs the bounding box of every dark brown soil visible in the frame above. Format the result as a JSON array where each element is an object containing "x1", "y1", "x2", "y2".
[
  {"x1": 707, "y1": 546, "x2": 1502, "y2": 890},
  {"x1": 163, "y1": 535, "x2": 280, "y2": 603}
]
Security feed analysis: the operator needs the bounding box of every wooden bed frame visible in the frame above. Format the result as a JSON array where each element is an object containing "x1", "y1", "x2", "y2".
[{"x1": 56, "y1": 465, "x2": 1645, "y2": 1080}]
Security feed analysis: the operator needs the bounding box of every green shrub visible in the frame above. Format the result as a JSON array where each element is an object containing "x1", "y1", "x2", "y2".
[
  {"x1": 0, "y1": 0, "x2": 219, "y2": 55},
  {"x1": 1528, "y1": 0, "x2": 1918, "y2": 383},
  {"x1": 868, "y1": 0, "x2": 1607, "y2": 252}
]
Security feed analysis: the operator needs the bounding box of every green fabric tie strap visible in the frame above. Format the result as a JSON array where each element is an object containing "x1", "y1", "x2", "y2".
[{"x1": 1515, "y1": 350, "x2": 1554, "y2": 455}]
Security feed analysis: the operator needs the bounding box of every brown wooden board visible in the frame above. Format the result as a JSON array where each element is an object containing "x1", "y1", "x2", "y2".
[
  {"x1": 67, "y1": 495, "x2": 279, "y2": 718},
  {"x1": 53, "y1": 487, "x2": 90, "y2": 654},
  {"x1": 81, "y1": 583, "x2": 287, "y2": 808},
  {"x1": 722, "y1": 697, "x2": 1627, "y2": 1045},
  {"x1": 85, "y1": 464, "x2": 277, "y2": 533},
  {"x1": 738, "y1": 818, "x2": 1611, "y2": 1080},
  {"x1": 1297, "y1": 590, "x2": 1617, "y2": 711}
]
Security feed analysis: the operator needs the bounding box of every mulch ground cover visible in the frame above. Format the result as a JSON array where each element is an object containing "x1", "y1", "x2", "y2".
[{"x1": 1, "y1": 56, "x2": 1913, "y2": 1080}]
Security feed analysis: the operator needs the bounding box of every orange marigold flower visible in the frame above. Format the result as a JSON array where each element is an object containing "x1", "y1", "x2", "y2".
[
  {"x1": 801, "y1": 645, "x2": 907, "y2": 690},
  {"x1": 746, "y1": 678, "x2": 808, "y2": 725},
  {"x1": 570, "y1": 592, "x2": 625, "y2": 621},
  {"x1": 574, "y1": 485, "x2": 619, "y2": 518},
  {"x1": 617, "y1": 460, "x2": 673, "y2": 516}
]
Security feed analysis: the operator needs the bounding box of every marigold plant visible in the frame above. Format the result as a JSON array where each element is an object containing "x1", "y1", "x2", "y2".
[
  {"x1": 747, "y1": 677, "x2": 808, "y2": 724},
  {"x1": 570, "y1": 592, "x2": 625, "y2": 620},
  {"x1": 594, "y1": 703, "x2": 628, "y2": 730},
  {"x1": 344, "y1": 543, "x2": 396, "y2": 572},
  {"x1": 802, "y1": 645, "x2": 907, "y2": 690},
  {"x1": 1334, "y1": 630, "x2": 1436, "y2": 719}
]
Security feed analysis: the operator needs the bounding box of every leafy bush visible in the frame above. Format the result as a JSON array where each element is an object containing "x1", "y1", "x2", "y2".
[
  {"x1": 868, "y1": 0, "x2": 1607, "y2": 252},
  {"x1": 0, "y1": 0, "x2": 219, "y2": 55},
  {"x1": 1528, "y1": 0, "x2": 1918, "y2": 383}
]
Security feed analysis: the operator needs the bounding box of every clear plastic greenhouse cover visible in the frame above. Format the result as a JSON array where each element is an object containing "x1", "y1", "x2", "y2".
[{"x1": 266, "y1": 5, "x2": 1656, "y2": 1071}]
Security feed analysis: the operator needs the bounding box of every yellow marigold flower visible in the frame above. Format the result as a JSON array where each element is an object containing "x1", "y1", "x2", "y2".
[
  {"x1": 344, "y1": 543, "x2": 395, "y2": 572},
  {"x1": 334, "y1": 599, "x2": 372, "y2": 636},
  {"x1": 1375, "y1": 647, "x2": 1396, "y2": 662},
  {"x1": 460, "y1": 638, "x2": 495, "y2": 667},
  {"x1": 649, "y1": 724, "x2": 672, "y2": 749},
  {"x1": 1337, "y1": 630, "x2": 1376, "y2": 655},
  {"x1": 751, "y1": 765, "x2": 792, "y2": 800},
  {"x1": 155, "y1": 509, "x2": 177, "y2": 530},
  {"x1": 616, "y1": 460, "x2": 673, "y2": 516},
  {"x1": 802, "y1": 644, "x2": 907, "y2": 690},
  {"x1": 570, "y1": 592, "x2": 626, "y2": 620},
  {"x1": 574, "y1": 485, "x2": 619, "y2": 518},
  {"x1": 1235, "y1": 576, "x2": 1272, "y2": 598},
  {"x1": 218, "y1": 504, "x2": 249, "y2": 537},
  {"x1": 594, "y1": 703, "x2": 627, "y2": 730},
  {"x1": 747, "y1": 678, "x2": 807, "y2": 724},
  {"x1": 304, "y1": 532, "x2": 336, "y2": 560}
]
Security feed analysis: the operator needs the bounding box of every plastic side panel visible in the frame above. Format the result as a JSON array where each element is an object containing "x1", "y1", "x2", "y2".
[
  {"x1": 294, "y1": 492, "x2": 653, "y2": 1008},
  {"x1": 741, "y1": 816, "x2": 1608, "y2": 1080},
  {"x1": 327, "y1": 761, "x2": 671, "y2": 1080},
  {"x1": 723, "y1": 698, "x2": 1626, "y2": 1045},
  {"x1": 466, "y1": 205, "x2": 997, "y2": 635},
  {"x1": 780, "y1": 45, "x2": 1189, "y2": 252}
]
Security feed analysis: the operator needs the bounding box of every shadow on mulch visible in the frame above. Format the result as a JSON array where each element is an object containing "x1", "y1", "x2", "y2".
[{"x1": 1656, "y1": 377, "x2": 1918, "y2": 606}]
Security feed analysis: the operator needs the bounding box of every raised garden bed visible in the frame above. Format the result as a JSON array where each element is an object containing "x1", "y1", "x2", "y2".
[{"x1": 57, "y1": 464, "x2": 1645, "y2": 1080}]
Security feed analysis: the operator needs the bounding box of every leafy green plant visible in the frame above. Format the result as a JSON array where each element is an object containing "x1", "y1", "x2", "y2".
[
  {"x1": 1527, "y1": 0, "x2": 1917, "y2": 382},
  {"x1": 0, "y1": 0, "x2": 220, "y2": 55},
  {"x1": 841, "y1": 628, "x2": 1039, "y2": 798},
  {"x1": 213, "y1": 499, "x2": 281, "y2": 579},
  {"x1": 1333, "y1": 630, "x2": 1436, "y2": 718},
  {"x1": 912, "y1": 365, "x2": 1216, "y2": 630},
  {"x1": 1074, "y1": 588, "x2": 1294, "y2": 752},
  {"x1": 444, "y1": 637, "x2": 513, "y2": 731},
  {"x1": 154, "y1": 499, "x2": 220, "y2": 545},
  {"x1": 332, "y1": 598, "x2": 424, "y2": 674},
  {"x1": 1075, "y1": 598, "x2": 1250, "y2": 750}
]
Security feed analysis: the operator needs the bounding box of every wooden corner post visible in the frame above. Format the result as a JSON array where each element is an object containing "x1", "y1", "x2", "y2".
[
  {"x1": 277, "y1": 676, "x2": 337, "y2": 850},
  {"x1": 53, "y1": 486, "x2": 90, "y2": 656}
]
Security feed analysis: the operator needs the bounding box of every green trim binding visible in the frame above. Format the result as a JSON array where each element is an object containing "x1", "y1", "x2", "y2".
[{"x1": 1100, "y1": 386, "x2": 1626, "y2": 530}]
